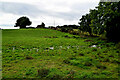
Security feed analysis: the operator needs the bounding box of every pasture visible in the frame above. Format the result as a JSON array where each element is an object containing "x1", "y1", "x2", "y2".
[{"x1": 2, "y1": 29, "x2": 119, "y2": 79}]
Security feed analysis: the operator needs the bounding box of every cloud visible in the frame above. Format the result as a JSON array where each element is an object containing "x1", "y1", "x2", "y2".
[
  {"x1": 0, "y1": 2, "x2": 44, "y2": 17},
  {"x1": 0, "y1": 0, "x2": 100, "y2": 29}
]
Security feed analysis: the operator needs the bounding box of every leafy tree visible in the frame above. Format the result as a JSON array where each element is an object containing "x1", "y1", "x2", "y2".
[
  {"x1": 97, "y1": 2, "x2": 120, "y2": 42},
  {"x1": 79, "y1": 14, "x2": 92, "y2": 36},
  {"x1": 78, "y1": 1, "x2": 120, "y2": 42},
  {"x1": 89, "y1": 9, "x2": 104, "y2": 35},
  {"x1": 78, "y1": 15, "x2": 86, "y2": 32},
  {"x1": 14, "y1": 16, "x2": 32, "y2": 28},
  {"x1": 104, "y1": 2, "x2": 120, "y2": 42}
]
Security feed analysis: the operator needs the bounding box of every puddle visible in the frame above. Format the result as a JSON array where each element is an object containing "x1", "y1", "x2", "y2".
[
  {"x1": 11, "y1": 45, "x2": 85, "y2": 52},
  {"x1": 49, "y1": 47, "x2": 54, "y2": 50}
]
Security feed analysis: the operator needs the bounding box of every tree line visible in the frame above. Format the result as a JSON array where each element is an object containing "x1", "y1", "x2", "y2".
[
  {"x1": 14, "y1": 2, "x2": 120, "y2": 42},
  {"x1": 78, "y1": 2, "x2": 120, "y2": 42},
  {"x1": 14, "y1": 16, "x2": 45, "y2": 29}
]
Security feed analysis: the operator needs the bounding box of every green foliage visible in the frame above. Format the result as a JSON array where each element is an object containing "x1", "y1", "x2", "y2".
[
  {"x1": 79, "y1": 14, "x2": 92, "y2": 35},
  {"x1": 14, "y1": 16, "x2": 32, "y2": 28},
  {"x1": 78, "y1": 2, "x2": 120, "y2": 42}
]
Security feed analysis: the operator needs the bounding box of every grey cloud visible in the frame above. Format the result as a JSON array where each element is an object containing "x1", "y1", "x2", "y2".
[
  {"x1": 44, "y1": 2, "x2": 98, "y2": 20},
  {"x1": 0, "y1": 2, "x2": 85, "y2": 21},
  {"x1": 0, "y1": 2, "x2": 98, "y2": 21},
  {"x1": 47, "y1": 9, "x2": 87, "y2": 21},
  {"x1": 71, "y1": 2, "x2": 99, "y2": 13},
  {"x1": 0, "y1": 2, "x2": 45, "y2": 17}
]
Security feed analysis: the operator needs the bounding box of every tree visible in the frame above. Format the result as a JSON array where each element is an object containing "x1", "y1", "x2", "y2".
[
  {"x1": 36, "y1": 22, "x2": 45, "y2": 28},
  {"x1": 78, "y1": 1, "x2": 120, "y2": 42},
  {"x1": 14, "y1": 16, "x2": 32, "y2": 28},
  {"x1": 105, "y1": 2, "x2": 120, "y2": 42},
  {"x1": 78, "y1": 15, "x2": 86, "y2": 32},
  {"x1": 79, "y1": 14, "x2": 92, "y2": 36},
  {"x1": 97, "y1": 2, "x2": 120, "y2": 42}
]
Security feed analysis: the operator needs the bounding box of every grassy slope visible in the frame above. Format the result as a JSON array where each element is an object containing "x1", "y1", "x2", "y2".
[{"x1": 2, "y1": 29, "x2": 119, "y2": 79}]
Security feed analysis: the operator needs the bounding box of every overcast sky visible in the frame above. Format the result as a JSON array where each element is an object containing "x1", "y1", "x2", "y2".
[{"x1": 0, "y1": 0, "x2": 100, "y2": 29}]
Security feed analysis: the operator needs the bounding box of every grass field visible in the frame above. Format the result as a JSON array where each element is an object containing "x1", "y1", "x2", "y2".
[{"x1": 2, "y1": 29, "x2": 119, "y2": 79}]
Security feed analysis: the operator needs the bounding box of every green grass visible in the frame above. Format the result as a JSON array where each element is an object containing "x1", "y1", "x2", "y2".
[{"x1": 2, "y1": 29, "x2": 119, "y2": 79}]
